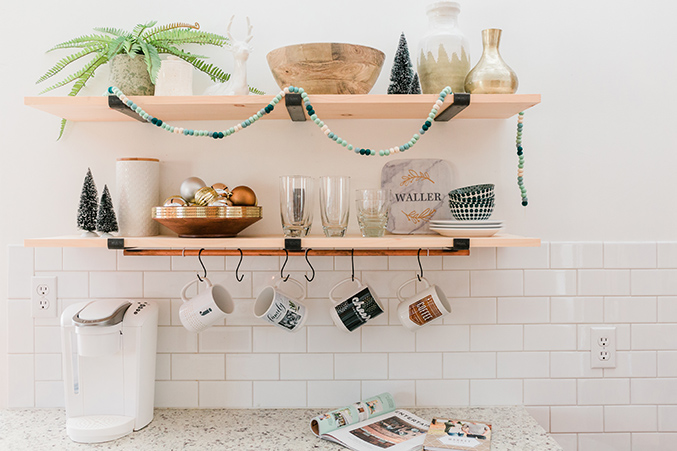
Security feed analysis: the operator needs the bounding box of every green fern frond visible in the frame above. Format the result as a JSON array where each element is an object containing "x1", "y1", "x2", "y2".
[
  {"x1": 37, "y1": 45, "x2": 106, "y2": 84},
  {"x1": 149, "y1": 29, "x2": 229, "y2": 47},
  {"x1": 132, "y1": 21, "x2": 157, "y2": 37},
  {"x1": 105, "y1": 35, "x2": 130, "y2": 59},
  {"x1": 155, "y1": 49, "x2": 230, "y2": 83},
  {"x1": 48, "y1": 34, "x2": 113, "y2": 51},
  {"x1": 57, "y1": 118, "x2": 67, "y2": 141},
  {"x1": 143, "y1": 22, "x2": 200, "y2": 40},
  {"x1": 92, "y1": 27, "x2": 132, "y2": 38},
  {"x1": 248, "y1": 86, "x2": 265, "y2": 95},
  {"x1": 155, "y1": 45, "x2": 207, "y2": 60},
  {"x1": 138, "y1": 41, "x2": 161, "y2": 83},
  {"x1": 38, "y1": 55, "x2": 106, "y2": 94}
]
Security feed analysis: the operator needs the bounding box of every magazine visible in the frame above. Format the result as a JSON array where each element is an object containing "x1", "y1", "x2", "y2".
[
  {"x1": 310, "y1": 392, "x2": 429, "y2": 451},
  {"x1": 422, "y1": 418, "x2": 492, "y2": 451}
]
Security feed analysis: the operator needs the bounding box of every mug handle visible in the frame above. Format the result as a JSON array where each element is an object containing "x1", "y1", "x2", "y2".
[
  {"x1": 328, "y1": 277, "x2": 364, "y2": 304},
  {"x1": 181, "y1": 277, "x2": 212, "y2": 303},
  {"x1": 396, "y1": 276, "x2": 430, "y2": 303},
  {"x1": 275, "y1": 277, "x2": 306, "y2": 301}
]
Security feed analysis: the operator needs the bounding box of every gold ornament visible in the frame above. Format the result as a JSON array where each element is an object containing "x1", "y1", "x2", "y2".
[
  {"x1": 163, "y1": 195, "x2": 188, "y2": 207},
  {"x1": 208, "y1": 196, "x2": 233, "y2": 207},
  {"x1": 230, "y1": 185, "x2": 257, "y2": 206},
  {"x1": 193, "y1": 186, "x2": 219, "y2": 206},
  {"x1": 211, "y1": 183, "x2": 230, "y2": 197}
]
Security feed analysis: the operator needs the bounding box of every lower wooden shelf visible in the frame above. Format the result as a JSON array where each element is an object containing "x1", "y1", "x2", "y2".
[{"x1": 24, "y1": 234, "x2": 540, "y2": 256}]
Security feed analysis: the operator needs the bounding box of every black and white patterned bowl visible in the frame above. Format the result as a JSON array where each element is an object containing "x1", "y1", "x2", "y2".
[
  {"x1": 449, "y1": 199, "x2": 495, "y2": 220},
  {"x1": 448, "y1": 184, "x2": 495, "y2": 203}
]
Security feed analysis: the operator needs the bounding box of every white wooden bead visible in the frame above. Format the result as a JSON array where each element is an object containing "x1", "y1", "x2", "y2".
[
  {"x1": 321, "y1": 125, "x2": 328, "y2": 132},
  {"x1": 435, "y1": 100, "x2": 444, "y2": 108},
  {"x1": 283, "y1": 87, "x2": 290, "y2": 94}
]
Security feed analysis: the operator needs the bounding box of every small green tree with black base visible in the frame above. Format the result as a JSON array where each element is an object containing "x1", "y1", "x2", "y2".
[
  {"x1": 410, "y1": 72, "x2": 421, "y2": 94},
  {"x1": 96, "y1": 185, "x2": 118, "y2": 236},
  {"x1": 77, "y1": 168, "x2": 98, "y2": 236},
  {"x1": 388, "y1": 33, "x2": 414, "y2": 94}
]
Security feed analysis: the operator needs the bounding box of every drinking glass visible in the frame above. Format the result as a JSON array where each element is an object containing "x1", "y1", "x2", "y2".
[
  {"x1": 319, "y1": 176, "x2": 350, "y2": 237},
  {"x1": 280, "y1": 176, "x2": 314, "y2": 237},
  {"x1": 355, "y1": 189, "x2": 391, "y2": 237}
]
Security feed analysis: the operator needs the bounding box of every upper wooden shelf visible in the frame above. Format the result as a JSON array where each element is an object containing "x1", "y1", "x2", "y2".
[{"x1": 24, "y1": 94, "x2": 540, "y2": 122}]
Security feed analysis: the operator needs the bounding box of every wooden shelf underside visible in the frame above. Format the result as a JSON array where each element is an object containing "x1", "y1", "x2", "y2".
[
  {"x1": 25, "y1": 94, "x2": 540, "y2": 122},
  {"x1": 24, "y1": 234, "x2": 540, "y2": 256}
]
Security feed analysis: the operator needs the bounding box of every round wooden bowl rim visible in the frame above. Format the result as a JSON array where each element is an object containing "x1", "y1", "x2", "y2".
[{"x1": 267, "y1": 42, "x2": 385, "y2": 59}]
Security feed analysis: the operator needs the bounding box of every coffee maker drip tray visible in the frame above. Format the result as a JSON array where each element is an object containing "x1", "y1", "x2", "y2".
[{"x1": 66, "y1": 415, "x2": 135, "y2": 444}]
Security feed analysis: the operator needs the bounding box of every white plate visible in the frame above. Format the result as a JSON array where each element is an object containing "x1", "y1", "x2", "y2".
[
  {"x1": 431, "y1": 225, "x2": 503, "y2": 230},
  {"x1": 430, "y1": 227, "x2": 502, "y2": 237},
  {"x1": 430, "y1": 219, "x2": 503, "y2": 226}
]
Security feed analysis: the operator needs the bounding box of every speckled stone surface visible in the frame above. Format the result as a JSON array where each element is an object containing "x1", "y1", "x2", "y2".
[{"x1": 0, "y1": 407, "x2": 562, "y2": 451}]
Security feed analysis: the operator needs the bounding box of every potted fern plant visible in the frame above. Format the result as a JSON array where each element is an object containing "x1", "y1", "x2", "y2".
[{"x1": 37, "y1": 20, "x2": 261, "y2": 138}]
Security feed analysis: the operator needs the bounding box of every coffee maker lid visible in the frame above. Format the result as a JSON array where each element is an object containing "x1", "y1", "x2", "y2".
[{"x1": 73, "y1": 300, "x2": 132, "y2": 327}]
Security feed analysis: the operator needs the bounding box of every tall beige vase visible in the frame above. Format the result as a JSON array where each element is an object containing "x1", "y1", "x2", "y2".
[
  {"x1": 109, "y1": 54, "x2": 155, "y2": 95},
  {"x1": 116, "y1": 158, "x2": 160, "y2": 237}
]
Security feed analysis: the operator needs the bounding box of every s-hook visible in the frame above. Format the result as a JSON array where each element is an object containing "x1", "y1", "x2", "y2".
[
  {"x1": 416, "y1": 248, "x2": 424, "y2": 282},
  {"x1": 235, "y1": 248, "x2": 245, "y2": 282},
  {"x1": 351, "y1": 248, "x2": 355, "y2": 282},
  {"x1": 196, "y1": 248, "x2": 207, "y2": 282},
  {"x1": 304, "y1": 248, "x2": 315, "y2": 282},
  {"x1": 280, "y1": 249, "x2": 290, "y2": 282}
]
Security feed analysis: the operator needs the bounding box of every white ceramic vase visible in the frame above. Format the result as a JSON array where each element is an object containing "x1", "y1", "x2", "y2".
[
  {"x1": 116, "y1": 158, "x2": 160, "y2": 237},
  {"x1": 154, "y1": 56, "x2": 193, "y2": 96}
]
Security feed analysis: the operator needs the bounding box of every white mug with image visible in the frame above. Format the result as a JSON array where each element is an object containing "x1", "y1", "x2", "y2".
[
  {"x1": 179, "y1": 277, "x2": 235, "y2": 333},
  {"x1": 254, "y1": 277, "x2": 308, "y2": 332},
  {"x1": 397, "y1": 277, "x2": 451, "y2": 331},
  {"x1": 328, "y1": 277, "x2": 385, "y2": 333}
]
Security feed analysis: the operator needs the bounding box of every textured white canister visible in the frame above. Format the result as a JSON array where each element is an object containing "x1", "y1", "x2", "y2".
[
  {"x1": 116, "y1": 158, "x2": 160, "y2": 236},
  {"x1": 154, "y1": 56, "x2": 193, "y2": 96}
]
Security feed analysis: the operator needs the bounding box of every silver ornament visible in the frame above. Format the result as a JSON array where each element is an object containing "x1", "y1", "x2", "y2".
[{"x1": 180, "y1": 177, "x2": 206, "y2": 202}]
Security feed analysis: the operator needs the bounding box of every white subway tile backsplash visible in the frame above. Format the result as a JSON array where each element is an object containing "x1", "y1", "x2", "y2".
[
  {"x1": 35, "y1": 381, "x2": 64, "y2": 408},
  {"x1": 631, "y1": 433, "x2": 677, "y2": 450},
  {"x1": 253, "y1": 326, "x2": 307, "y2": 353},
  {"x1": 118, "y1": 252, "x2": 170, "y2": 271},
  {"x1": 156, "y1": 354, "x2": 170, "y2": 380},
  {"x1": 334, "y1": 354, "x2": 388, "y2": 380},
  {"x1": 35, "y1": 354, "x2": 61, "y2": 381},
  {"x1": 632, "y1": 324, "x2": 677, "y2": 350},
  {"x1": 604, "y1": 352, "x2": 657, "y2": 378},
  {"x1": 578, "y1": 324, "x2": 631, "y2": 351},
  {"x1": 550, "y1": 352, "x2": 603, "y2": 379},
  {"x1": 445, "y1": 298, "x2": 496, "y2": 325},
  {"x1": 7, "y1": 300, "x2": 33, "y2": 354},
  {"x1": 35, "y1": 247, "x2": 62, "y2": 271},
  {"x1": 90, "y1": 271, "x2": 143, "y2": 298},
  {"x1": 8, "y1": 246, "x2": 33, "y2": 299},
  {"x1": 551, "y1": 297, "x2": 604, "y2": 323},
  {"x1": 497, "y1": 352, "x2": 549, "y2": 378},
  {"x1": 523, "y1": 379, "x2": 576, "y2": 405},
  {"x1": 469, "y1": 379, "x2": 522, "y2": 406},
  {"x1": 443, "y1": 352, "x2": 496, "y2": 379},
  {"x1": 7, "y1": 355, "x2": 34, "y2": 407},
  {"x1": 497, "y1": 244, "x2": 549, "y2": 269},
  {"x1": 284, "y1": 255, "x2": 334, "y2": 272},
  {"x1": 388, "y1": 255, "x2": 442, "y2": 271},
  {"x1": 63, "y1": 247, "x2": 116, "y2": 271},
  {"x1": 280, "y1": 354, "x2": 333, "y2": 380},
  {"x1": 389, "y1": 353, "x2": 442, "y2": 380},
  {"x1": 306, "y1": 271, "x2": 353, "y2": 299},
  {"x1": 470, "y1": 325, "x2": 522, "y2": 351},
  {"x1": 208, "y1": 272, "x2": 253, "y2": 298},
  {"x1": 551, "y1": 406, "x2": 604, "y2": 433},
  {"x1": 199, "y1": 326, "x2": 252, "y2": 353},
  {"x1": 604, "y1": 296, "x2": 657, "y2": 323},
  {"x1": 658, "y1": 352, "x2": 677, "y2": 377},
  {"x1": 658, "y1": 297, "x2": 677, "y2": 322},
  {"x1": 470, "y1": 270, "x2": 523, "y2": 297},
  {"x1": 632, "y1": 379, "x2": 677, "y2": 404},
  {"x1": 497, "y1": 297, "x2": 549, "y2": 324},
  {"x1": 443, "y1": 247, "x2": 496, "y2": 270},
  {"x1": 415, "y1": 325, "x2": 469, "y2": 352},
  {"x1": 604, "y1": 243, "x2": 657, "y2": 269},
  {"x1": 172, "y1": 354, "x2": 225, "y2": 380},
  {"x1": 144, "y1": 271, "x2": 196, "y2": 298},
  {"x1": 199, "y1": 381, "x2": 252, "y2": 408},
  {"x1": 226, "y1": 255, "x2": 278, "y2": 271},
  {"x1": 524, "y1": 325, "x2": 576, "y2": 351},
  {"x1": 226, "y1": 354, "x2": 279, "y2": 380},
  {"x1": 577, "y1": 270, "x2": 630, "y2": 296},
  {"x1": 551, "y1": 434, "x2": 577, "y2": 451},
  {"x1": 174, "y1": 255, "x2": 225, "y2": 271},
  {"x1": 34, "y1": 327, "x2": 61, "y2": 353},
  {"x1": 336, "y1": 256, "x2": 388, "y2": 271},
  {"x1": 658, "y1": 406, "x2": 677, "y2": 431},
  {"x1": 525, "y1": 270, "x2": 577, "y2": 296},
  {"x1": 658, "y1": 243, "x2": 677, "y2": 268},
  {"x1": 524, "y1": 406, "x2": 550, "y2": 431},
  {"x1": 359, "y1": 270, "x2": 413, "y2": 298},
  {"x1": 578, "y1": 433, "x2": 631, "y2": 451},
  {"x1": 550, "y1": 242, "x2": 603, "y2": 269},
  {"x1": 604, "y1": 405, "x2": 657, "y2": 432},
  {"x1": 416, "y1": 380, "x2": 469, "y2": 406},
  {"x1": 362, "y1": 326, "x2": 415, "y2": 353},
  {"x1": 578, "y1": 378, "x2": 630, "y2": 405},
  {"x1": 631, "y1": 270, "x2": 677, "y2": 295},
  {"x1": 362, "y1": 380, "x2": 416, "y2": 406},
  {"x1": 155, "y1": 381, "x2": 198, "y2": 408},
  {"x1": 308, "y1": 381, "x2": 361, "y2": 407},
  {"x1": 422, "y1": 270, "x2": 470, "y2": 298},
  {"x1": 157, "y1": 326, "x2": 198, "y2": 353},
  {"x1": 36, "y1": 271, "x2": 88, "y2": 298},
  {"x1": 307, "y1": 326, "x2": 361, "y2": 353},
  {"x1": 253, "y1": 381, "x2": 306, "y2": 407}
]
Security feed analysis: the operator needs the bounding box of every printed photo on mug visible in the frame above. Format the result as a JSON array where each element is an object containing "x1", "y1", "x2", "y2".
[
  {"x1": 329, "y1": 277, "x2": 384, "y2": 333},
  {"x1": 254, "y1": 277, "x2": 308, "y2": 332},
  {"x1": 397, "y1": 277, "x2": 451, "y2": 331}
]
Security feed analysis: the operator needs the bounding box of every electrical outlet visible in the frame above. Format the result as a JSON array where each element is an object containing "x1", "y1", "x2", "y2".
[
  {"x1": 31, "y1": 276, "x2": 57, "y2": 318},
  {"x1": 590, "y1": 326, "x2": 616, "y2": 368}
]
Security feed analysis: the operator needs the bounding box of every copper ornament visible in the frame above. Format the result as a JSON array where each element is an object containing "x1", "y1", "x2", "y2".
[
  {"x1": 163, "y1": 195, "x2": 188, "y2": 207},
  {"x1": 211, "y1": 183, "x2": 230, "y2": 197},
  {"x1": 209, "y1": 196, "x2": 233, "y2": 207},
  {"x1": 229, "y1": 185, "x2": 257, "y2": 206}
]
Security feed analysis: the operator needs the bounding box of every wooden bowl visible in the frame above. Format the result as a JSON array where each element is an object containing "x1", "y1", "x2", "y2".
[
  {"x1": 266, "y1": 43, "x2": 385, "y2": 94},
  {"x1": 152, "y1": 206, "x2": 262, "y2": 238}
]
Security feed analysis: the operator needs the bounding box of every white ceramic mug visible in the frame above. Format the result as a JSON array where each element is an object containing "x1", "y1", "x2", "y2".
[
  {"x1": 179, "y1": 277, "x2": 234, "y2": 333},
  {"x1": 328, "y1": 277, "x2": 385, "y2": 333},
  {"x1": 397, "y1": 277, "x2": 451, "y2": 331},
  {"x1": 254, "y1": 277, "x2": 308, "y2": 332}
]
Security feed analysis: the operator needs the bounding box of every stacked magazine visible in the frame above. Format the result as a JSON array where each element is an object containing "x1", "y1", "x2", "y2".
[{"x1": 310, "y1": 393, "x2": 429, "y2": 451}]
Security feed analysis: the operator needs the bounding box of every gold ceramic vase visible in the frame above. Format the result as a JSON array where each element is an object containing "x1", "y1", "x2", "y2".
[{"x1": 464, "y1": 29, "x2": 518, "y2": 94}]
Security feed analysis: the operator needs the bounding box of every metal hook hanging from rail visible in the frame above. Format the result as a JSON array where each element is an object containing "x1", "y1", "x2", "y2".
[
  {"x1": 304, "y1": 248, "x2": 315, "y2": 282},
  {"x1": 280, "y1": 249, "x2": 290, "y2": 282},
  {"x1": 235, "y1": 248, "x2": 245, "y2": 282},
  {"x1": 351, "y1": 248, "x2": 355, "y2": 282},
  {"x1": 417, "y1": 248, "x2": 424, "y2": 282},
  {"x1": 196, "y1": 248, "x2": 207, "y2": 282}
]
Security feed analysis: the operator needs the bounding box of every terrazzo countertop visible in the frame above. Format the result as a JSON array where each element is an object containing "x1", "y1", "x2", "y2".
[{"x1": 0, "y1": 407, "x2": 562, "y2": 450}]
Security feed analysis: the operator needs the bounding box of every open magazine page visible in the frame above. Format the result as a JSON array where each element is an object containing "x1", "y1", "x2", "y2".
[
  {"x1": 311, "y1": 393, "x2": 397, "y2": 436},
  {"x1": 323, "y1": 409, "x2": 429, "y2": 451}
]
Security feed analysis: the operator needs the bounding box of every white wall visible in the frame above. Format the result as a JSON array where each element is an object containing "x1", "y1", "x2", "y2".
[{"x1": 2, "y1": 1, "x2": 677, "y2": 449}]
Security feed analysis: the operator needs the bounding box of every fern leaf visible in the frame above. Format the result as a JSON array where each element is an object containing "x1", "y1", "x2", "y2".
[
  {"x1": 57, "y1": 118, "x2": 67, "y2": 141},
  {"x1": 143, "y1": 22, "x2": 199, "y2": 40},
  {"x1": 37, "y1": 45, "x2": 106, "y2": 84},
  {"x1": 155, "y1": 49, "x2": 230, "y2": 83},
  {"x1": 47, "y1": 34, "x2": 113, "y2": 51},
  {"x1": 248, "y1": 86, "x2": 265, "y2": 95},
  {"x1": 105, "y1": 36, "x2": 130, "y2": 59},
  {"x1": 155, "y1": 45, "x2": 207, "y2": 60},
  {"x1": 38, "y1": 54, "x2": 107, "y2": 94},
  {"x1": 137, "y1": 41, "x2": 161, "y2": 83},
  {"x1": 149, "y1": 29, "x2": 229, "y2": 47},
  {"x1": 132, "y1": 21, "x2": 157, "y2": 37},
  {"x1": 92, "y1": 27, "x2": 132, "y2": 38}
]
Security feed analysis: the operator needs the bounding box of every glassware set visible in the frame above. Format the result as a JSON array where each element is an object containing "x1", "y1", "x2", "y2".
[{"x1": 280, "y1": 175, "x2": 391, "y2": 237}]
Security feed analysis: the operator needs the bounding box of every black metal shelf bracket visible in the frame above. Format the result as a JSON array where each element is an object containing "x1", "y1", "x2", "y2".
[
  {"x1": 284, "y1": 238, "x2": 303, "y2": 251},
  {"x1": 447, "y1": 238, "x2": 470, "y2": 252},
  {"x1": 434, "y1": 93, "x2": 471, "y2": 122},
  {"x1": 108, "y1": 96, "x2": 147, "y2": 123},
  {"x1": 284, "y1": 93, "x2": 307, "y2": 122},
  {"x1": 107, "y1": 238, "x2": 126, "y2": 250}
]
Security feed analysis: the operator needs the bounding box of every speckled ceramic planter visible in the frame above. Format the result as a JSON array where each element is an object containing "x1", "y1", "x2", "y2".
[{"x1": 109, "y1": 54, "x2": 154, "y2": 96}]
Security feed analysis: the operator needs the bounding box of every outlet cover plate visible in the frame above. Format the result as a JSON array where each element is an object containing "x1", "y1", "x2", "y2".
[
  {"x1": 590, "y1": 326, "x2": 616, "y2": 368},
  {"x1": 31, "y1": 276, "x2": 57, "y2": 318}
]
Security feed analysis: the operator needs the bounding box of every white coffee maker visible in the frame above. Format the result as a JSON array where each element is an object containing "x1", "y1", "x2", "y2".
[{"x1": 60, "y1": 299, "x2": 158, "y2": 443}]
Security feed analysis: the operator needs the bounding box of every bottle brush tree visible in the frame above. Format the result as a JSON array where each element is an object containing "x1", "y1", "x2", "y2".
[
  {"x1": 387, "y1": 33, "x2": 415, "y2": 94},
  {"x1": 96, "y1": 185, "x2": 118, "y2": 235},
  {"x1": 77, "y1": 168, "x2": 98, "y2": 236}
]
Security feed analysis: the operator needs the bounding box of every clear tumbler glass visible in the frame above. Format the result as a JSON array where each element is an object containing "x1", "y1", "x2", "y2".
[
  {"x1": 280, "y1": 176, "x2": 313, "y2": 237},
  {"x1": 355, "y1": 189, "x2": 391, "y2": 237},
  {"x1": 319, "y1": 176, "x2": 351, "y2": 237}
]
